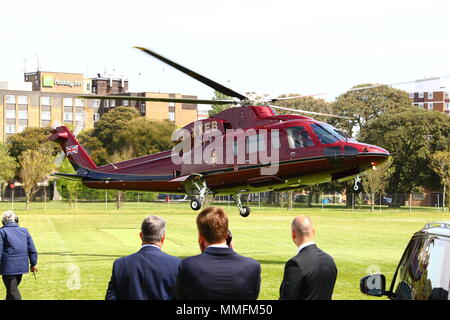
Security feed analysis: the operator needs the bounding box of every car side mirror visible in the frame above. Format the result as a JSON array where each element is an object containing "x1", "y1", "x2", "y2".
[{"x1": 360, "y1": 273, "x2": 386, "y2": 297}]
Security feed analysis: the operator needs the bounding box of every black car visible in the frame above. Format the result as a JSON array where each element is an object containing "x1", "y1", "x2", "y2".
[{"x1": 360, "y1": 221, "x2": 450, "y2": 300}]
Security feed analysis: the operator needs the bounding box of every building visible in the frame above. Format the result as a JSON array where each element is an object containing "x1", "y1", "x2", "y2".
[
  {"x1": 89, "y1": 74, "x2": 202, "y2": 126},
  {"x1": 91, "y1": 76, "x2": 128, "y2": 95},
  {"x1": 101, "y1": 92, "x2": 200, "y2": 128},
  {"x1": 24, "y1": 71, "x2": 92, "y2": 94},
  {"x1": 409, "y1": 78, "x2": 450, "y2": 115},
  {"x1": 1, "y1": 72, "x2": 98, "y2": 142},
  {"x1": 1, "y1": 70, "x2": 205, "y2": 142}
]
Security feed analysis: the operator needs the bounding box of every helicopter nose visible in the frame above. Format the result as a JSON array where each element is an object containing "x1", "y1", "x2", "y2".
[{"x1": 361, "y1": 144, "x2": 390, "y2": 156}]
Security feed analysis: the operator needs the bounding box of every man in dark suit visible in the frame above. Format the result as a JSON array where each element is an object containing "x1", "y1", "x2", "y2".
[
  {"x1": 175, "y1": 207, "x2": 261, "y2": 300},
  {"x1": 106, "y1": 215, "x2": 181, "y2": 300},
  {"x1": 0, "y1": 211, "x2": 38, "y2": 300},
  {"x1": 279, "y1": 215, "x2": 337, "y2": 300}
]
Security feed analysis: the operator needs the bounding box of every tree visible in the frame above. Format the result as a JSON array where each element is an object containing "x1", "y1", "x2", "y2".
[
  {"x1": 209, "y1": 91, "x2": 234, "y2": 116},
  {"x1": 112, "y1": 118, "x2": 176, "y2": 157},
  {"x1": 0, "y1": 143, "x2": 18, "y2": 201},
  {"x1": 56, "y1": 158, "x2": 84, "y2": 207},
  {"x1": 7, "y1": 126, "x2": 59, "y2": 175},
  {"x1": 75, "y1": 108, "x2": 177, "y2": 203},
  {"x1": 78, "y1": 106, "x2": 140, "y2": 166},
  {"x1": 109, "y1": 148, "x2": 134, "y2": 209},
  {"x1": 19, "y1": 147, "x2": 55, "y2": 210},
  {"x1": 91, "y1": 106, "x2": 140, "y2": 155},
  {"x1": 362, "y1": 158, "x2": 393, "y2": 211},
  {"x1": 273, "y1": 94, "x2": 334, "y2": 123},
  {"x1": 429, "y1": 151, "x2": 450, "y2": 211},
  {"x1": 77, "y1": 129, "x2": 109, "y2": 166},
  {"x1": 360, "y1": 107, "x2": 450, "y2": 207},
  {"x1": 333, "y1": 84, "x2": 412, "y2": 137}
]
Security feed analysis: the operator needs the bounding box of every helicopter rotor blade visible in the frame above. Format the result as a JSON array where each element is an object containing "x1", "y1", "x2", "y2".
[
  {"x1": 271, "y1": 75, "x2": 450, "y2": 102},
  {"x1": 343, "y1": 75, "x2": 450, "y2": 93},
  {"x1": 270, "y1": 93, "x2": 327, "y2": 103},
  {"x1": 269, "y1": 105, "x2": 351, "y2": 119},
  {"x1": 134, "y1": 46, "x2": 248, "y2": 101},
  {"x1": 77, "y1": 95, "x2": 239, "y2": 105}
]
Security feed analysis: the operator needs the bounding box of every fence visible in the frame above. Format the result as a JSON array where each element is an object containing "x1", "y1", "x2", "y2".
[{"x1": 0, "y1": 183, "x2": 448, "y2": 212}]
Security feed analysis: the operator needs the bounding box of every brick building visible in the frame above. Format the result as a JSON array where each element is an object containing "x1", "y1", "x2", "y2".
[
  {"x1": 409, "y1": 78, "x2": 450, "y2": 115},
  {"x1": 91, "y1": 76, "x2": 128, "y2": 95}
]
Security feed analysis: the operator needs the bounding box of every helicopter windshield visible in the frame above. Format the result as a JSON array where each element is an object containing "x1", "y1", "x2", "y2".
[{"x1": 310, "y1": 122, "x2": 353, "y2": 144}]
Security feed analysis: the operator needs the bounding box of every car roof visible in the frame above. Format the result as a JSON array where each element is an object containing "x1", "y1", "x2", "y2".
[{"x1": 417, "y1": 221, "x2": 450, "y2": 238}]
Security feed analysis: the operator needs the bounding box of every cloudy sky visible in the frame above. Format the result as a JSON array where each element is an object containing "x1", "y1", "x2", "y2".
[{"x1": 2, "y1": 0, "x2": 450, "y2": 103}]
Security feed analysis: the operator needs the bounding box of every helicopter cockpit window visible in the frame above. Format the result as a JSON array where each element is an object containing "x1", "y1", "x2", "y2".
[
  {"x1": 287, "y1": 126, "x2": 314, "y2": 149},
  {"x1": 311, "y1": 123, "x2": 344, "y2": 144}
]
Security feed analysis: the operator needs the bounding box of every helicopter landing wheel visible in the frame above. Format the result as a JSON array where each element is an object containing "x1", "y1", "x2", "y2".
[
  {"x1": 240, "y1": 206, "x2": 251, "y2": 218},
  {"x1": 190, "y1": 199, "x2": 202, "y2": 211}
]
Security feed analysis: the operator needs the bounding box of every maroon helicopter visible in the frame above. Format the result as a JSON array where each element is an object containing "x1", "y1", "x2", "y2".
[{"x1": 49, "y1": 47, "x2": 390, "y2": 217}]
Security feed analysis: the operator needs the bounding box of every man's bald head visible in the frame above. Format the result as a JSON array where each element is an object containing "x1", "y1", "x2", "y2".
[{"x1": 291, "y1": 215, "x2": 314, "y2": 239}]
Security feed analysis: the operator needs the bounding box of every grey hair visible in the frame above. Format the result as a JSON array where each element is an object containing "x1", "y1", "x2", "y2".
[
  {"x1": 141, "y1": 216, "x2": 166, "y2": 243},
  {"x1": 2, "y1": 211, "x2": 17, "y2": 225}
]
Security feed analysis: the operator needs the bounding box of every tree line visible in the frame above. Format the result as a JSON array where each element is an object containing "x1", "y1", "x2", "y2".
[{"x1": 1, "y1": 86, "x2": 449, "y2": 210}]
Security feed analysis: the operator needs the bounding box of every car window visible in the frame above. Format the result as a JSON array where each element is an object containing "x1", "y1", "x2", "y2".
[
  {"x1": 392, "y1": 235, "x2": 450, "y2": 300},
  {"x1": 391, "y1": 238, "x2": 418, "y2": 300}
]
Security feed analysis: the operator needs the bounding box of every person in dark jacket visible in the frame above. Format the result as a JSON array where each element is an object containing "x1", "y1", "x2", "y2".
[
  {"x1": 105, "y1": 215, "x2": 181, "y2": 300},
  {"x1": 0, "y1": 211, "x2": 38, "y2": 300},
  {"x1": 175, "y1": 207, "x2": 261, "y2": 300},
  {"x1": 279, "y1": 215, "x2": 337, "y2": 300}
]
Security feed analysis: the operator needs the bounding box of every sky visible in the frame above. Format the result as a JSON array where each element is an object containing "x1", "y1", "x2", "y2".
[{"x1": 2, "y1": 0, "x2": 450, "y2": 105}]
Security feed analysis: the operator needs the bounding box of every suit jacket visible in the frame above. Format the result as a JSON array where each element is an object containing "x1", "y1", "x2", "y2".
[
  {"x1": 106, "y1": 246, "x2": 181, "y2": 300},
  {"x1": 175, "y1": 246, "x2": 261, "y2": 300},
  {"x1": 279, "y1": 244, "x2": 337, "y2": 300},
  {"x1": 0, "y1": 222, "x2": 38, "y2": 275}
]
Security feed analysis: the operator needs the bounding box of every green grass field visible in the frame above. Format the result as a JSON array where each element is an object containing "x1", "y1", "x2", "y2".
[{"x1": 0, "y1": 200, "x2": 447, "y2": 300}]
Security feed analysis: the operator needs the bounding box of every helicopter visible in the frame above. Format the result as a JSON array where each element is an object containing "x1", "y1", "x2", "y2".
[{"x1": 49, "y1": 47, "x2": 391, "y2": 217}]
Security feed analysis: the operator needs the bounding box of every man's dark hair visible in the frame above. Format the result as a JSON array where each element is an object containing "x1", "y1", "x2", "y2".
[
  {"x1": 196, "y1": 207, "x2": 228, "y2": 244},
  {"x1": 141, "y1": 216, "x2": 166, "y2": 243}
]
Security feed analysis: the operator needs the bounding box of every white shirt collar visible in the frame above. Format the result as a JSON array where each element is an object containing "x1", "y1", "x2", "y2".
[
  {"x1": 208, "y1": 244, "x2": 229, "y2": 249},
  {"x1": 142, "y1": 244, "x2": 161, "y2": 250},
  {"x1": 297, "y1": 241, "x2": 315, "y2": 254}
]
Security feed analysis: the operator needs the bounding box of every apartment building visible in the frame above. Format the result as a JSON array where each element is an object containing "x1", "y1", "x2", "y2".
[
  {"x1": 1, "y1": 70, "x2": 204, "y2": 142},
  {"x1": 409, "y1": 78, "x2": 450, "y2": 115},
  {"x1": 0, "y1": 88, "x2": 97, "y2": 142}
]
